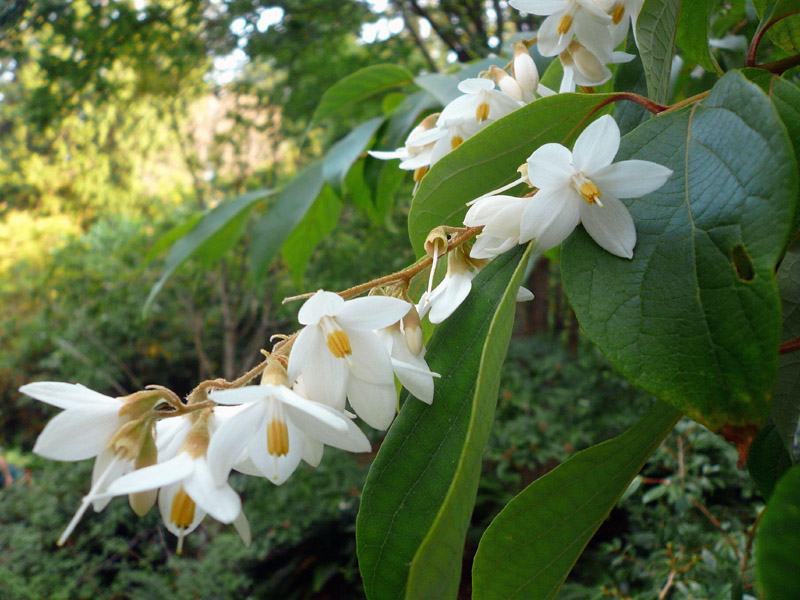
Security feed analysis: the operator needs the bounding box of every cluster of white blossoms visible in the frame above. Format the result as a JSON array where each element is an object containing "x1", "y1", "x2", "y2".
[
  {"x1": 21, "y1": 291, "x2": 442, "y2": 551},
  {"x1": 21, "y1": 0, "x2": 674, "y2": 554}
]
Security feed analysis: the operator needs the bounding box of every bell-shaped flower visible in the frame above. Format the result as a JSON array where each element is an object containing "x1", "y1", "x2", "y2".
[
  {"x1": 559, "y1": 40, "x2": 634, "y2": 93},
  {"x1": 206, "y1": 359, "x2": 370, "y2": 485},
  {"x1": 521, "y1": 114, "x2": 672, "y2": 258},
  {"x1": 19, "y1": 382, "x2": 167, "y2": 545},
  {"x1": 418, "y1": 246, "x2": 476, "y2": 324},
  {"x1": 437, "y1": 78, "x2": 521, "y2": 129},
  {"x1": 379, "y1": 306, "x2": 439, "y2": 405},
  {"x1": 465, "y1": 194, "x2": 531, "y2": 260},
  {"x1": 511, "y1": 43, "x2": 556, "y2": 102},
  {"x1": 605, "y1": 0, "x2": 645, "y2": 46},
  {"x1": 288, "y1": 290, "x2": 410, "y2": 430},
  {"x1": 511, "y1": 0, "x2": 613, "y2": 58},
  {"x1": 369, "y1": 113, "x2": 441, "y2": 183},
  {"x1": 102, "y1": 409, "x2": 248, "y2": 553}
]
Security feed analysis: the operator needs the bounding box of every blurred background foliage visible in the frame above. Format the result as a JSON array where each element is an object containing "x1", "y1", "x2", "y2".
[{"x1": 0, "y1": 0, "x2": 769, "y2": 598}]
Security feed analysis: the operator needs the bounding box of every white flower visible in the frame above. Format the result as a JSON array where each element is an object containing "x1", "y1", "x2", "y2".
[
  {"x1": 559, "y1": 39, "x2": 634, "y2": 93},
  {"x1": 465, "y1": 194, "x2": 531, "y2": 260},
  {"x1": 418, "y1": 247, "x2": 476, "y2": 324},
  {"x1": 368, "y1": 113, "x2": 441, "y2": 183},
  {"x1": 605, "y1": 0, "x2": 645, "y2": 46},
  {"x1": 437, "y1": 78, "x2": 521, "y2": 129},
  {"x1": 428, "y1": 120, "x2": 482, "y2": 167},
  {"x1": 512, "y1": 43, "x2": 557, "y2": 102},
  {"x1": 511, "y1": 0, "x2": 613, "y2": 58},
  {"x1": 288, "y1": 290, "x2": 411, "y2": 430},
  {"x1": 207, "y1": 359, "x2": 370, "y2": 485},
  {"x1": 379, "y1": 307, "x2": 439, "y2": 405},
  {"x1": 520, "y1": 114, "x2": 672, "y2": 258},
  {"x1": 20, "y1": 382, "x2": 146, "y2": 545},
  {"x1": 103, "y1": 410, "x2": 248, "y2": 553}
]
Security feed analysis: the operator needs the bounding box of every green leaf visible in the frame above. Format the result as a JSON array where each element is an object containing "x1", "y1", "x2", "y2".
[
  {"x1": 747, "y1": 421, "x2": 793, "y2": 500},
  {"x1": 772, "y1": 242, "x2": 800, "y2": 454},
  {"x1": 753, "y1": 0, "x2": 800, "y2": 55},
  {"x1": 636, "y1": 0, "x2": 681, "y2": 103},
  {"x1": 248, "y1": 163, "x2": 324, "y2": 284},
  {"x1": 144, "y1": 187, "x2": 274, "y2": 312},
  {"x1": 676, "y1": 0, "x2": 722, "y2": 74},
  {"x1": 742, "y1": 68, "x2": 800, "y2": 235},
  {"x1": 310, "y1": 64, "x2": 414, "y2": 127},
  {"x1": 323, "y1": 117, "x2": 384, "y2": 193},
  {"x1": 613, "y1": 54, "x2": 650, "y2": 136},
  {"x1": 408, "y1": 93, "x2": 615, "y2": 257},
  {"x1": 357, "y1": 245, "x2": 531, "y2": 600},
  {"x1": 281, "y1": 185, "x2": 342, "y2": 285},
  {"x1": 472, "y1": 401, "x2": 680, "y2": 600},
  {"x1": 144, "y1": 212, "x2": 203, "y2": 264},
  {"x1": 562, "y1": 72, "x2": 799, "y2": 441},
  {"x1": 413, "y1": 72, "x2": 462, "y2": 106},
  {"x1": 756, "y1": 463, "x2": 800, "y2": 598}
]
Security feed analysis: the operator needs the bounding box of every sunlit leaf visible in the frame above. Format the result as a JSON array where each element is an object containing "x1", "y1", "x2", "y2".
[
  {"x1": 311, "y1": 64, "x2": 414, "y2": 126},
  {"x1": 323, "y1": 117, "x2": 384, "y2": 193},
  {"x1": 472, "y1": 401, "x2": 680, "y2": 600},
  {"x1": 357, "y1": 245, "x2": 530, "y2": 600}
]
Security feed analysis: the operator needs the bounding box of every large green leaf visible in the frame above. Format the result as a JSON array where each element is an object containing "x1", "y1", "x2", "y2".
[
  {"x1": 144, "y1": 187, "x2": 274, "y2": 312},
  {"x1": 636, "y1": 0, "x2": 681, "y2": 103},
  {"x1": 281, "y1": 184, "x2": 342, "y2": 285},
  {"x1": 756, "y1": 463, "x2": 800, "y2": 598},
  {"x1": 562, "y1": 72, "x2": 798, "y2": 444},
  {"x1": 408, "y1": 93, "x2": 615, "y2": 257},
  {"x1": 753, "y1": 0, "x2": 800, "y2": 55},
  {"x1": 676, "y1": 0, "x2": 722, "y2": 75},
  {"x1": 248, "y1": 162, "x2": 324, "y2": 284},
  {"x1": 472, "y1": 401, "x2": 680, "y2": 600},
  {"x1": 747, "y1": 420, "x2": 793, "y2": 500},
  {"x1": 772, "y1": 243, "x2": 800, "y2": 454},
  {"x1": 742, "y1": 68, "x2": 800, "y2": 235},
  {"x1": 357, "y1": 245, "x2": 530, "y2": 600},
  {"x1": 310, "y1": 64, "x2": 414, "y2": 126}
]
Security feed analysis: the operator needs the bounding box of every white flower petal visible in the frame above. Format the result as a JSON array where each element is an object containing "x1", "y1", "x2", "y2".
[
  {"x1": 156, "y1": 416, "x2": 192, "y2": 460},
  {"x1": 517, "y1": 286, "x2": 535, "y2": 302},
  {"x1": 286, "y1": 403, "x2": 371, "y2": 453},
  {"x1": 337, "y1": 296, "x2": 411, "y2": 330},
  {"x1": 470, "y1": 233, "x2": 517, "y2": 259},
  {"x1": 90, "y1": 449, "x2": 133, "y2": 511},
  {"x1": 346, "y1": 377, "x2": 397, "y2": 430},
  {"x1": 289, "y1": 325, "x2": 347, "y2": 409},
  {"x1": 297, "y1": 290, "x2": 345, "y2": 325},
  {"x1": 572, "y1": 115, "x2": 619, "y2": 174},
  {"x1": 592, "y1": 160, "x2": 673, "y2": 198},
  {"x1": 348, "y1": 329, "x2": 395, "y2": 384},
  {"x1": 209, "y1": 387, "x2": 268, "y2": 405},
  {"x1": 464, "y1": 194, "x2": 523, "y2": 226},
  {"x1": 183, "y1": 458, "x2": 241, "y2": 524},
  {"x1": 520, "y1": 186, "x2": 582, "y2": 252},
  {"x1": 233, "y1": 510, "x2": 251, "y2": 546},
  {"x1": 458, "y1": 78, "x2": 495, "y2": 94},
  {"x1": 536, "y1": 13, "x2": 571, "y2": 57},
  {"x1": 391, "y1": 356, "x2": 435, "y2": 405},
  {"x1": 33, "y1": 405, "x2": 121, "y2": 461},
  {"x1": 429, "y1": 272, "x2": 473, "y2": 323},
  {"x1": 104, "y1": 452, "x2": 194, "y2": 496},
  {"x1": 527, "y1": 143, "x2": 574, "y2": 190},
  {"x1": 509, "y1": 0, "x2": 569, "y2": 15},
  {"x1": 302, "y1": 438, "x2": 324, "y2": 467},
  {"x1": 574, "y1": 11, "x2": 614, "y2": 61},
  {"x1": 368, "y1": 148, "x2": 408, "y2": 161},
  {"x1": 207, "y1": 401, "x2": 266, "y2": 484},
  {"x1": 579, "y1": 193, "x2": 636, "y2": 258},
  {"x1": 277, "y1": 387, "x2": 349, "y2": 433},
  {"x1": 20, "y1": 382, "x2": 119, "y2": 410}
]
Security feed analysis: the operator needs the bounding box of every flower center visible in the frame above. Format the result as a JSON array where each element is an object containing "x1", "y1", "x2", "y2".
[
  {"x1": 170, "y1": 486, "x2": 196, "y2": 529},
  {"x1": 557, "y1": 13, "x2": 573, "y2": 35},
  {"x1": 572, "y1": 173, "x2": 604, "y2": 206},
  {"x1": 475, "y1": 101, "x2": 490, "y2": 122},
  {"x1": 320, "y1": 316, "x2": 352, "y2": 359},
  {"x1": 266, "y1": 396, "x2": 290, "y2": 460},
  {"x1": 611, "y1": 3, "x2": 625, "y2": 25}
]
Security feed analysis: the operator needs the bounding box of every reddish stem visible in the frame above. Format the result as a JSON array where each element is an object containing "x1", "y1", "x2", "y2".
[{"x1": 747, "y1": 8, "x2": 800, "y2": 67}]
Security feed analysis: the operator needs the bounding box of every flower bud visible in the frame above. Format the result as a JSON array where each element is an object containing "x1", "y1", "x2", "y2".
[
  {"x1": 401, "y1": 306, "x2": 424, "y2": 356},
  {"x1": 488, "y1": 65, "x2": 524, "y2": 103},
  {"x1": 512, "y1": 43, "x2": 540, "y2": 102}
]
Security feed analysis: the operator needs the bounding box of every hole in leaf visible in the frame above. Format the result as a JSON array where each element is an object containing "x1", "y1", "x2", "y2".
[{"x1": 731, "y1": 244, "x2": 754, "y2": 281}]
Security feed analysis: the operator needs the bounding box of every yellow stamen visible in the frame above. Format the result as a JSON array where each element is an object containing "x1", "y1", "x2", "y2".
[
  {"x1": 475, "y1": 102, "x2": 490, "y2": 122},
  {"x1": 557, "y1": 14, "x2": 573, "y2": 35},
  {"x1": 579, "y1": 180, "x2": 603, "y2": 205},
  {"x1": 267, "y1": 418, "x2": 290, "y2": 456},
  {"x1": 326, "y1": 329, "x2": 352, "y2": 358},
  {"x1": 450, "y1": 135, "x2": 464, "y2": 150},
  {"x1": 170, "y1": 486, "x2": 196, "y2": 529},
  {"x1": 611, "y1": 3, "x2": 625, "y2": 25},
  {"x1": 413, "y1": 166, "x2": 427, "y2": 182}
]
